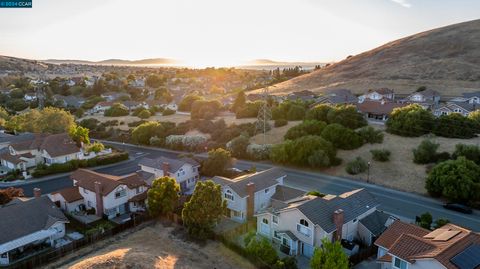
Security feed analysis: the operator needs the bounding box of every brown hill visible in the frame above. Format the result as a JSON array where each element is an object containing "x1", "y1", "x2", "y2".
[{"x1": 255, "y1": 19, "x2": 480, "y2": 96}]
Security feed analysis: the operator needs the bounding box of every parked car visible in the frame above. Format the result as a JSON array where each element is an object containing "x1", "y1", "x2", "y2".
[{"x1": 443, "y1": 203, "x2": 473, "y2": 214}]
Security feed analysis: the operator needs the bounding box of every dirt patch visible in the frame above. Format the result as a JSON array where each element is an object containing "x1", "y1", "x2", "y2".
[
  {"x1": 326, "y1": 128, "x2": 480, "y2": 194},
  {"x1": 44, "y1": 222, "x2": 254, "y2": 269},
  {"x1": 250, "y1": 120, "x2": 302, "y2": 144}
]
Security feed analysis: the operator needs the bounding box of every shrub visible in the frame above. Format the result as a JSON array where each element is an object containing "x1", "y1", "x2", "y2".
[
  {"x1": 137, "y1": 109, "x2": 151, "y2": 119},
  {"x1": 357, "y1": 126, "x2": 384, "y2": 144},
  {"x1": 433, "y1": 113, "x2": 477, "y2": 138},
  {"x1": 386, "y1": 104, "x2": 434, "y2": 137},
  {"x1": 245, "y1": 238, "x2": 279, "y2": 266},
  {"x1": 165, "y1": 135, "x2": 208, "y2": 151},
  {"x1": 178, "y1": 95, "x2": 203, "y2": 111},
  {"x1": 274, "y1": 119, "x2": 288, "y2": 127},
  {"x1": 162, "y1": 108, "x2": 176, "y2": 116},
  {"x1": 236, "y1": 101, "x2": 263, "y2": 118},
  {"x1": 286, "y1": 105, "x2": 306, "y2": 121},
  {"x1": 191, "y1": 100, "x2": 222, "y2": 120},
  {"x1": 452, "y1": 144, "x2": 480, "y2": 164},
  {"x1": 79, "y1": 118, "x2": 100, "y2": 130},
  {"x1": 370, "y1": 149, "x2": 391, "y2": 162},
  {"x1": 246, "y1": 144, "x2": 272, "y2": 160},
  {"x1": 306, "y1": 190, "x2": 325, "y2": 197},
  {"x1": 131, "y1": 121, "x2": 166, "y2": 145},
  {"x1": 104, "y1": 103, "x2": 129, "y2": 117},
  {"x1": 346, "y1": 157, "x2": 368, "y2": 175},
  {"x1": 326, "y1": 104, "x2": 367, "y2": 129},
  {"x1": 413, "y1": 140, "x2": 439, "y2": 164},
  {"x1": 321, "y1": 123, "x2": 364, "y2": 150},
  {"x1": 127, "y1": 120, "x2": 147, "y2": 127},
  {"x1": 305, "y1": 104, "x2": 331, "y2": 122},
  {"x1": 284, "y1": 120, "x2": 326, "y2": 140},
  {"x1": 226, "y1": 135, "x2": 250, "y2": 158}
]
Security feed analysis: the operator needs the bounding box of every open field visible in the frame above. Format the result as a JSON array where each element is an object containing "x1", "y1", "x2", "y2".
[
  {"x1": 43, "y1": 222, "x2": 254, "y2": 269},
  {"x1": 326, "y1": 126, "x2": 480, "y2": 194},
  {"x1": 250, "y1": 120, "x2": 302, "y2": 144}
]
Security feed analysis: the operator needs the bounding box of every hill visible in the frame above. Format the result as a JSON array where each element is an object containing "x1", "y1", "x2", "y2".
[
  {"x1": 43, "y1": 58, "x2": 176, "y2": 66},
  {"x1": 254, "y1": 19, "x2": 480, "y2": 96},
  {"x1": 0, "y1": 55, "x2": 49, "y2": 73}
]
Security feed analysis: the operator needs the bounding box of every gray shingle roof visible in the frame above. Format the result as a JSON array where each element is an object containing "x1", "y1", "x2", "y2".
[
  {"x1": 271, "y1": 185, "x2": 306, "y2": 202},
  {"x1": 462, "y1": 92, "x2": 480, "y2": 98},
  {"x1": 296, "y1": 189, "x2": 378, "y2": 233},
  {"x1": 213, "y1": 167, "x2": 286, "y2": 198},
  {"x1": 359, "y1": 210, "x2": 393, "y2": 237},
  {"x1": 0, "y1": 132, "x2": 35, "y2": 145},
  {"x1": 0, "y1": 196, "x2": 68, "y2": 245},
  {"x1": 138, "y1": 156, "x2": 199, "y2": 173}
]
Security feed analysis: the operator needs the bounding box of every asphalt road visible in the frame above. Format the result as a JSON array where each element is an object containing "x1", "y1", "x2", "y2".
[{"x1": 5, "y1": 141, "x2": 480, "y2": 231}]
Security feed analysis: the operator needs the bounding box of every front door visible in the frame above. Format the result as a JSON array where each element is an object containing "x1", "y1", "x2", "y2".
[{"x1": 118, "y1": 204, "x2": 127, "y2": 214}]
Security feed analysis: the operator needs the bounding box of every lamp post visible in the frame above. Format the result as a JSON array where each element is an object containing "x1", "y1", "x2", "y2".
[{"x1": 367, "y1": 161, "x2": 371, "y2": 183}]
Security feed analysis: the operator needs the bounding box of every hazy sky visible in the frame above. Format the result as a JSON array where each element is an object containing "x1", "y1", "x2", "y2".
[{"x1": 0, "y1": 0, "x2": 479, "y2": 67}]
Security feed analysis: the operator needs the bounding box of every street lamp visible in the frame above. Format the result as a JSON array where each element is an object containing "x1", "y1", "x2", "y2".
[{"x1": 367, "y1": 161, "x2": 371, "y2": 183}]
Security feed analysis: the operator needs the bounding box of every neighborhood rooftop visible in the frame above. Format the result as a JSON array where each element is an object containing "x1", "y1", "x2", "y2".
[
  {"x1": 71, "y1": 169, "x2": 146, "y2": 196},
  {"x1": 139, "y1": 156, "x2": 200, "y2": 173}
]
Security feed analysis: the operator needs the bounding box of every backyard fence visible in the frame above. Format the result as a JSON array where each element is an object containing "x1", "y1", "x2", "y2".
[{"x1": 349, "y1": 245, "x2": 378, "y2": 265}]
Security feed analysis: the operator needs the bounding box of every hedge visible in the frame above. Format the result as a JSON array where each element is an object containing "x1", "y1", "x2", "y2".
[{"x1": 32, "y1": 152, "x2": 129, "y2": 177}]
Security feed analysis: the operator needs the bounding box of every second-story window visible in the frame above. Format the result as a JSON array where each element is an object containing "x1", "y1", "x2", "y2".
[
  {"x1": 297, "y1": 219, "x2": 311, "y2": 237},
  {"x1": 224, "y1": 189, "x2": 234, "y2": 201},
  {"x1": 115, "y1": 187, "x2": 127, "y2": 199}
]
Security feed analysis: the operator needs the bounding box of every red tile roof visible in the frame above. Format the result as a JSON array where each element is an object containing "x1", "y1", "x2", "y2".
[
  {"x1": 71, "y1": 169, "x2": 146, "y2": 196},
  {"x1": 52, "y1": 186, "x2": 83, "y2": 203},
  {"x1": 357, "y1": 101, "x2": 406, "y2": 115}
]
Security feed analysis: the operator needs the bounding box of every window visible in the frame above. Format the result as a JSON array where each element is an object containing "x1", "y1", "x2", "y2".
[
  {"x1": 87, "y1": 201, "x2": 92, "y2": 207},
  {"x1": 264, "y1": 188, "x2": 269, "y2": 194},
  {"x1": 394, "y1": 257, "x2": 407, "y2": 269},
  {"x1": 282, "y1": 237, "x2": 290, "y2": 247},
  {"x1": 224, "y1": 190, "x2": 234, "y2": 201},
  {"x1": 273, "y1": 230, "x2": 281, "y2": 240},
  {"x1": 297, "y1": 219, "x2": 311, "y2": 237},
  {"x1": 353, "y1": 218, "x2": 357, "y2": 223},
  {"x1": 272, "y1": 215, "x2": 278, "y2": 225},
  {"x1": 300, "y1": 219, "x2": 309, "y2": 227},
  {"x1": 136, "y1": 187, "x2": 140, "y2": 194},
  {"x1": 115, "y1": 187, "x2": 127, "y2": 199},
  {"x1": 179, "y1": 168, "x2": 185, "y2": 176},
  {"x1": 262, "y1": 218, "x2": 269, "y2": 224},
  {"x1": 233, "y1": 210, "x2": 242, "y2": 218},
  {"x1": 83, "y1": 188, "x2": 88, "y2": 194}
]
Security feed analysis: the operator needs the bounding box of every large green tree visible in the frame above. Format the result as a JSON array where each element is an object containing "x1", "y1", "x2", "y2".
[
  {"x1": 310, "y1": 239, "x2": 349, "y2": 269},
  {"x1": 321, "y1": 123, "x2": 364, "y2": 150},
  {"x1": 426, "y1": 157, "x2": 480, "y2": 202},
  {"x1": 6, "y1": 107, "x2": 75, "y2": 133},
  {"x1": 326, "y1": 105, "x2": 366, "y2": 129},
  {"x1": 284, "y1": 120, "x2": 327, "y2": 140},
  {"x1": 201, "y1": 148, "x2": 232, "y2": 176},
  {"x1": 69, "y1": 125, "x2": 90, "y2": 145},
  {"x1": 131, "y1": 121, "x2": 166, "y2": 145},
  {"x1": 104, "y1": 103, "x2": 129, "y2": 117},
  {"x1": 182, "y1": 180, "x2": 226, "y2": 239},
  {"x1": 386, "y1": 104, "x2": 434, "y2": 137},
  {"x1": 147, "y1": 177, "x2": 180, "y2": 216},
  {"x1": 433, "y1": 113, "x2": 477, "y2": 138},
  {"x1": 245, "y1": 237, "x2": 279, "y2": 266},
  {"x1": 178, "y1": 95, "x2": 204, "y2": 112},
  {"x1": 231, "y1": 91, "x2": 246, "y2": 113}
]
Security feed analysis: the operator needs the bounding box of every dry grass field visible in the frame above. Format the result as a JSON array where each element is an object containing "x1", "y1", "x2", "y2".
[
  {"x1": 44, "y1": 223, "x2": 254, "y2": 269},
  {"x1": 326, "y1": 126, "x2": 480, "y2": 194}
]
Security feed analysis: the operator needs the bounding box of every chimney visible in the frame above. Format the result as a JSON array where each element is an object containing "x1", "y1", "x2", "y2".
[
  {"x1": 94, "y1": 181, "x2": 104, "y2": 217},
  {"x1": 333, "y1": 209, "x2": 344, "y2": 241},
  {"x1": 162, "y1": 162, "x2": 170, "y2": 177},
  {"x1": 246, "y1": 182, "x2": 255, "y2": 219},
  {"x1": 33, "y1": 188, "x2": 41, "y2": 198}
]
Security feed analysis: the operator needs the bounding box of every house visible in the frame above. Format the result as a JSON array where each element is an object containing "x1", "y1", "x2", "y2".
[
  {"x1": 312, "y1": 89, "x2": 358, "y2": 106},
  {"x1": 49, "y1": 186, "x2": 85, "y2": 212},
  {"x1": 0, "y1": 133, "x2": 84, "y2": 175},
  {"x1": 433, "y1": 102, "x2": 479, "y2": 117},
  {"x1": 101, "y1": 92, "x2": 130, "y2": 102},
  {"x1": 66, "y1": 169, "x2": 148, "y2": 219},
  {"x1": 375, "y1": 220, "x2": 480, "y2": 269},
  {"x1": 0, "y1": 193, "x2": 68, "y2": 265},
  {"x1": 129, "y1": 78, "x2": 145, "y2": 88},
  {"x1": 256, "y1": 188, "x2": 379, "y2": 258},
  {"x1": 0, "y1": 132, "x2": 35, "y2": 150},
  {"x1": 92, "y1": 101, "x2": 114, "y2": 113},
  {"x1": 286, "y1": 90, "x2": 317, "y2": 102},
  {"x1": 212, "y1": 167, "x2": 287, "y2": 223},
  {"x1": 358, "y1": 88, "x2": 395, "y2": 103},
  {"x1": 23, "y1": 93, "x2": 37, "y2": 102},
  {"x1": 138, "y1": 156, "x2": 200, "y2": 192},
  {"x1": 450, "y1": 92, "x2": 480, "y2": 104},
  {"x1": 357, "y1": 100, "x2": 407, "y2": 121},
  {"x1": 122, "y1": 101, "x2": 142, "y2": 111},
  {"x1": 401, "y1": 89, "x2": 440, "y2": 109},
  {"x1": 358, "y1": 210, "x2": 397, "y2": 246},
  {"x1": 53, "y1": 95, "x2": 85, "y2": 108}
]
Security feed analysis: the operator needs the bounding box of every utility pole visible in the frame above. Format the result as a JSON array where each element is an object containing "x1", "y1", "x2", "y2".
[{"x1": 254, "y1": 87, "x2": 272, "y2": 144}]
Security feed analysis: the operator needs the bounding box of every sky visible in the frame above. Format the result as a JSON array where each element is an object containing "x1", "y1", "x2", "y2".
[{"x1": 0, "y1": 0, "x2": 479, "y2": 67}]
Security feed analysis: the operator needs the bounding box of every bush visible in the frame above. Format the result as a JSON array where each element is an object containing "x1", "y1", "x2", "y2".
[
  {"x1": 178, "y1": 95, "x2": 203, "y2": 111},
  {"x1": 227, "y1": 135, "x2": 250, "y2": 158},
  {"x1": 246, "y1": 144, "x2": 272, "y2": 160},
  {"x1": 305, "y1": 104, "x2": 331, "y2": 122},
  {"x1": 286, "y1": 105, "x2": 306, "y2": 121},
  {"x1": 346, "y1": 157, "x2": 368, "y2": 175},
  {"x1": 274, "y1": 119, "x2": 288, "y2": 127},
  {"x1": 386, "y1": 104, "x2": 434, "y2": 137},
  {"x1": 413, "y1": 140, "x2": 439, "y2": 164},
  {"x1": 131, "y1": 121, "x2": 166, "y2": 145},
  {"x1": 357, "y1": 126, "x2": 384, "y2": 144},
  {"x1": 104, "y1": 103, "x2": 129, "y2": 117},
  {"x1": 284, "y1": 120, "x2": 327, "y2": 140},
  {"x1": 433, "y1": 113, "x2": 477, "y2": 138},
  {"x1": 127, "y1": 120, "x2": 147, "y2": 127},
  {"x1": 245, "y1": 238, "x2": 279, "y2": 266},
  {"x1": 370, "y1": 149, "x2": 391, "y2": 162},
  {"x1": 236, "y1": 101, "x2": 263, "y2": 118},
  {"x1": 165, "y1": 135, "x2": 208, "y2": 151},
  {"x1": 191, "y1": 100, "x2": 222, "y2": 120},
  {"x1": 326, "y1": 104, "x2": 366, "y2": 129},
  {"x1": 452, "y1": 144, "x2": 480, "y2": 164},
  {"x1": 321, "y1": 123, "x2": 364, "y2": 150},
  {"x1": 162, "y1": 108, "x2": 176, "y2": 116},
  {"x1": 79, "y1": 118, "x2": 100, "y2": 130},
  {"x1": 137, "y1": 109, "x2": 151, "y2": 119}
]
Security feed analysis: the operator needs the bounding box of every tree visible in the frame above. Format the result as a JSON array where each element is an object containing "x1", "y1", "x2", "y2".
[
  {"x1": 69, "y1": 125, "x2": 90, "y2": 145},
  {"x1": 433, "y1": 218, "x2": 450, "y2": 229},
  {"x1": 284, "y1": 120, "x2": 327, "y2": 140},
  {"x1": 75, "y1": 108, "x2": 85, "y2": 118},
  {"x1": 0, "y1": 187, "x2": 24, "y2": 205},
  {"x1": 245, "y1": 237, "x2": 279, "y2": 266},
  {"x1": 433, "y1": 113, "x2": 477, "y2": 138},
  {"x1": 273, "y1": 257, "x2": 298, "y2": 269},
  {"x1": 386, "y1": 104, "x2": 434, "y2": 137},
  {"x1": 417, "y1": 212, "x2": 433, "y2": 229},
  {"x1": 236, "y1": 101, "x2": 263, "y2": 119},
  {"x1": 306, "y1": 104, "x2": 332, "y2": 122},
  {"x1": 326, "y1": 105, "x2": 366, "y2": 129},
  {"x1": 178, "y1": 95, "x2": 204, "y2": 112},
  {"x1": 85, "y1": 141, "x2": 105, "y2": 153},
  {"x1": 201, "y1": 148, "x2": 232, "y2": 176},
  {"x1": 231, "y1": 91, "x2": 246, "y2": 113},
  {"x1": 357, "y1": 126, "x2": 384, "y2": 144},
  {"x1": 182, "y1": 180, "x2": 226, "y2": 239},
  {"x1": 413, "y1": 140, "x2": 439, "y2": 164},
  {"x1": 147, "y1": 177, "x2": 180, "y2": 216},
  {"x1": 452, "y1": 144, "x2": 480, "y2": 165},
  {"x1": 321, "y1": 123, "x2": 364, "y2": 150},
  {"x1": 104, "y1": 103, "x2": 129, "y2": 117},
  {"x1": 137, "y1": 109, "x2": 151, "y2": 119},
  {"x1": 146, "y1": 74, "x2": 165, "y2": 88},
  {"x1": 310, "y1": 239, "x2": 349, "y2": 269},
  {"x1": 6, "y1": 107, "x2": 75, "y2": 133},
  {"x1": 191, "y1": 100, "x2": 222, "y2": 120},
  {"x1": 426, "y1": 157, "x2": 480, "y2": 202},
  {"x1": 132, "y1": 121, "x2": 166, "y2": 145},
  {"x1": 228, "y1": 135, "x2": 250, "y2": 158},
  {"x1": 286, "y1": 105, "x2": 306, "y2": 121}
]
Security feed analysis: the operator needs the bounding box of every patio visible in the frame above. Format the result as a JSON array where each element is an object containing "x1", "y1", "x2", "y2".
[
  {"x1": 110, "y1": 213, "x2": 132, "y2": 224},
  {"x1": 70, "y1": 212, "x2": 101, "y2": 224}
]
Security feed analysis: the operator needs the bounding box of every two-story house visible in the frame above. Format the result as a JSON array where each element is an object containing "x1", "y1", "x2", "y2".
[
  {"x1": 256, "y1": 188, "x2": 379, "y2": 258},
  {"x1": 449, "y1": 92, "x2": 480, "y2": 104},
  {"x1": 212, "y1": 168, "x2": 287, "y2": 223},
  {"x1": 0, "y1": 193, "x2": 68, "y2": 266},
  {"x1": 68, "y1": 169, "x2": 148, "y2": 219},
  {"x1": 433, "y1": 102, "x2": 478, "y2": 117},
  {"x1": 138, "y1": 156, "x2": 200, "y2": 193},
  {"x1": 375, "y1": 220, "x2": 480, "y2": 269},
  {"x1": 358, "y1": 88, "x2": 395, "y2": 103},
  {"x1": 312, "y1": 89, "x2": 358, "y2": 106},
  {"x1": 401, "y1": 89, "x2": 440, "y2": 109}
]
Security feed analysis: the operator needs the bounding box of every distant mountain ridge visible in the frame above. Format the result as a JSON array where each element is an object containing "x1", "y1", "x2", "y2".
[
  {"x1": 254, "y1": 19, "x2": 480, "y2": 96},
  {"x1": 43, "y1": 58, "x2": 177, "y2": 65}
]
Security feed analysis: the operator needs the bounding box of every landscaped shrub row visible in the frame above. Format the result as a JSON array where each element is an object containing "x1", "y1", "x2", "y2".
[{"x1": 32, "y1": 152, "x2": 129, "y2": 177}]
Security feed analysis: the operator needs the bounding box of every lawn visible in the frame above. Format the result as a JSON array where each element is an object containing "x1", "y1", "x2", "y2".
[{"x1": 43, "y1": 222, "x2": 255, "y2": 269}]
